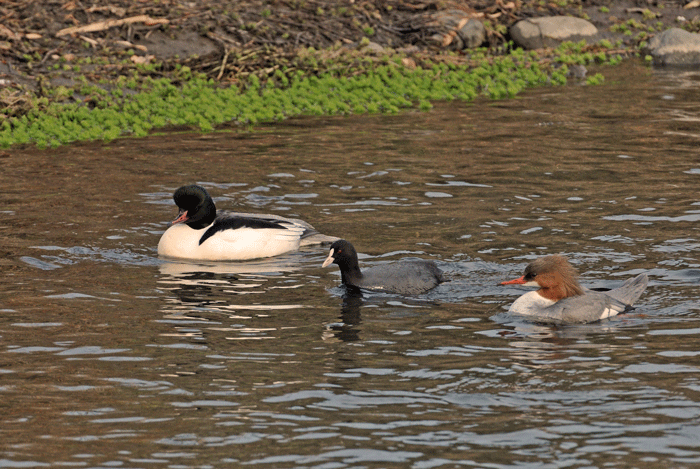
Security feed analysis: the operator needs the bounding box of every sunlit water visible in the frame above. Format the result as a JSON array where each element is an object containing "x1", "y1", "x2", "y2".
[{"x1": 1, "y1": 60, "x2": 699, "y2": 468}]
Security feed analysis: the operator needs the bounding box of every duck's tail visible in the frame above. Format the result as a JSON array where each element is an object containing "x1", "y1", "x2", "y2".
[
  {"x1": 605, "y1": 273, "x2": 648, "y2": 306},
  {"x1": 300, "y1": 231, "x2": 340, "y2": 246}
]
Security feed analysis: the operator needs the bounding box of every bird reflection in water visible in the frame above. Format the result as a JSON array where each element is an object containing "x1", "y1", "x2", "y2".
[{"x1": 324, "y1": 291, "x2": 364, "y2": 342}]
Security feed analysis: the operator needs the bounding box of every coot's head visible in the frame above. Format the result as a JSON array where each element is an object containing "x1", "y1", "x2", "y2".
[
  {"x1": 170, "y1": 184, "x2": 216, "y2": 229},
  {"x1": 322, "y1": 239, "x2": 359, "y2": 270}
]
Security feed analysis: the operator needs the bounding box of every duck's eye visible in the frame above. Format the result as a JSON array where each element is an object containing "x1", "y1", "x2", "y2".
[{"x1": 525, "y1": 272, "x2": 537, "y2": 280}]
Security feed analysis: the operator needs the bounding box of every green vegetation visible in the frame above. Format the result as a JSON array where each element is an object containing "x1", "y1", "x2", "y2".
[
  {"x1": 0, "y1": 40, "x2": 624, "y2": 149},
  {"x1": 586, "y1": 73, "x2": 605, "y2": 85},
  {"x1": 610, "y1": 18, "x2": 656, "y2": 37}
]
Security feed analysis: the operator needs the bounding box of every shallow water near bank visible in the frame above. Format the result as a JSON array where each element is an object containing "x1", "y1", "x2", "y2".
[{"x1": 1, "y1": 60, "x2": 699, "y2": 468}]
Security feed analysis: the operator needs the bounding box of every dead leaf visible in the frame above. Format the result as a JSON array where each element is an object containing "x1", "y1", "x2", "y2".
[
  {"x1": 442, "y1": 32, "x2": 455, "y2": 47},
  {"x1": 25, "y1": 33, "x2": 42, "y2": 40},
  {"x1": 685, "y1": 0, "x2": 700, "y2": 8},
  {"x1": 0, "y1": 24, "x2": 20, "y2": 40},
  {"x1": 130, "y1": 55, "x2": 154, "y2": 64},
  {"x1": 87, "y1": 5, "x2": 127, "y2": 17}
]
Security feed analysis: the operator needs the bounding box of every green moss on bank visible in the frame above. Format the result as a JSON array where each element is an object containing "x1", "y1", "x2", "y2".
[{"x1": 0, "y1": 41, "x2": 622, "y2": 149}]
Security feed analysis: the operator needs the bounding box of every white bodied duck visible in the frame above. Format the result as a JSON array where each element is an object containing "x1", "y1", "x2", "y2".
[{"x1": 158, "y1": 184, "x2": 337, "y2": 261}]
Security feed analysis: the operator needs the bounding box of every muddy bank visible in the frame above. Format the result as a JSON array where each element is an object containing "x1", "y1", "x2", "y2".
[{"x1": 1, "y1": 1, "x2": 698, "y2": 122}]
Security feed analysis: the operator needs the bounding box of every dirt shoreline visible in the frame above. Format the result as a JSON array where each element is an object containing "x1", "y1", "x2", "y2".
[{"x1": 1, "y1": 1, "x2": 697, "y2": 119}]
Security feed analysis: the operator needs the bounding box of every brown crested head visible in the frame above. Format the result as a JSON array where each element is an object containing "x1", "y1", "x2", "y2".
[{"x1": 525, "y1": 255, "x2": 584, "y2": 301}]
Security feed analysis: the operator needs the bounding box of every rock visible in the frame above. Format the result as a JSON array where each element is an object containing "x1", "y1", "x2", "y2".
[
  {"x1": 567, "y1": 64, "x2": 587, "y2": 79},
  {"x1": 426, "y1": 9, "x2": 485, "y2": 51},
  {"x1": 361, "y1": 41, "x2": 385, "y2": 54},
  {"x1": 458, "y1": 18, "x2": 486, "y2": 49},
  {"x1": 647, "y1": 27, "x2": 700, "y2": 66},
  {"x1": 510, "y1": 16, "x2": 598, "y2": 50},
  {"x1": 136, "y1": 30, "x2": 218, "y2": 60},
  {"x1": 344, "y1": 40, "x2": 385, "y2": 54}
]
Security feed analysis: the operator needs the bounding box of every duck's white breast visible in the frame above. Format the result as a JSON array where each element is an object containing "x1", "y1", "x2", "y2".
[
  {"x1": 157, "y1": 223, "x2": 302, "y2": 261},
  {"x1": 508, "y1": 291, "x2": 556, "y2": 315}
]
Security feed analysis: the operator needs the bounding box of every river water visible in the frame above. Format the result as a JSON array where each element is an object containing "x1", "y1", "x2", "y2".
[{"x1": 1, "y1": 60, "x2": 699, "y2": 468}]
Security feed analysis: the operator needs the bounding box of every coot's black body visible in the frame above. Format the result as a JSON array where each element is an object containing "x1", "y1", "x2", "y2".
[{"x1": 322, "y1": 239, "x2": 444, "y2": 295}]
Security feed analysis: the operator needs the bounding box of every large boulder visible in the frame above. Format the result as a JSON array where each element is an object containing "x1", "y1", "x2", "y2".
[
  {"x1": 510, "y1": 16, "x2": 598, "y2": 50},
  {"x1": 647, "y1": 28, "x2": 700, "y2": 66}
]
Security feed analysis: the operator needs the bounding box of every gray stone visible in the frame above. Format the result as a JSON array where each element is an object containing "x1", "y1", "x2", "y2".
[
  {"x1": 343, "y1": 40, "x2": 385, "y2": 54},
  {"x1": 136, "y1": 30, "x2": 218, "y2": 60},
  {"x1": 458, "y1": 18, "x2": 486, "y2": 49},
  {"x1": 510, "y1": 16, "x2": 598, "y2": 50},
  {"x1": 361, "y1": 41, "x2": 385, "y2": 54},
  {"x1": 648, "y1": 28, "x2": 700, "y2": 66},
  {"x1": 427, "y1": 9, "x2": 485, "y2": 50}
]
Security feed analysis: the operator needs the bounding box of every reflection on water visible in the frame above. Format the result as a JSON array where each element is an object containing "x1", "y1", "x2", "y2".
[
  {"x1": 0, "y1": 60, "x2": 699, "y2": 468},
  {"x1": 323, "y1": 292, "x2": 364, "y2": 342}
]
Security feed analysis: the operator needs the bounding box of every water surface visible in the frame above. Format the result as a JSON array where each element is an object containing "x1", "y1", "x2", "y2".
[{"x1": 1, "y1": 60, "x2": 699, "y2": 468}]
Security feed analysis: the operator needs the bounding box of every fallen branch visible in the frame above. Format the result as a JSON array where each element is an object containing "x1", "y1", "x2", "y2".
[
  {"x1": 217, "y1": 51, "x2": 230, "y2": 80},
  {"x1": 56, "y1": 15, "x2": 169, "y2": 37}
]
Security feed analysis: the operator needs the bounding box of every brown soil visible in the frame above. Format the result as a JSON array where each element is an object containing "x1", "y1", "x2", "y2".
[{"x1": 0, "y1": 1, "x2": 697, "y2": 117}]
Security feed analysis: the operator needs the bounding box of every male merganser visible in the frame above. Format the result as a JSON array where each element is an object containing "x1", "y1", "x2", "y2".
[
  {"x1": 322, "y1": 239, "x2": 445, "y2": 295},
  {"x1": 158, "y1": 184, "x2": 337, "y2": 261},
  {"x1": 500, "y1": 255, "x2": 648, "y2": 323}
]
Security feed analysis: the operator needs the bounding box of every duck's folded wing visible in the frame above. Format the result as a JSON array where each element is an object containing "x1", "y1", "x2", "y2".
[
  {"x1": 201, "y1": 215, "x2": 305, "y2": 246},
  {"x1": 539, "y1": 293, "x2": 629, "y2": 324},
  {"x1": 222, "y1": 212, "x2": 338, "y2": 245},
  {"x1": 225, "y1": 212, "x2": 314, "y2": 229}
]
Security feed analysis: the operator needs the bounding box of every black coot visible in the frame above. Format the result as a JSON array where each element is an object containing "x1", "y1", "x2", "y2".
[{"x1": 321, "y1": 239, "x2": 445, "y2": 295}]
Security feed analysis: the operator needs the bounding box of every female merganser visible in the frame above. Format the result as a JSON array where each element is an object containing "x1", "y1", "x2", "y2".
[
  {"x1": 322, "y1": 239, "x2": 445, "y2": 295},
  {"x1": 500, "y1": 255, "x2": 648, "y2": 323},
  {"x1": 158, "y1": 184, "x2": 337, "y2": 261}
]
